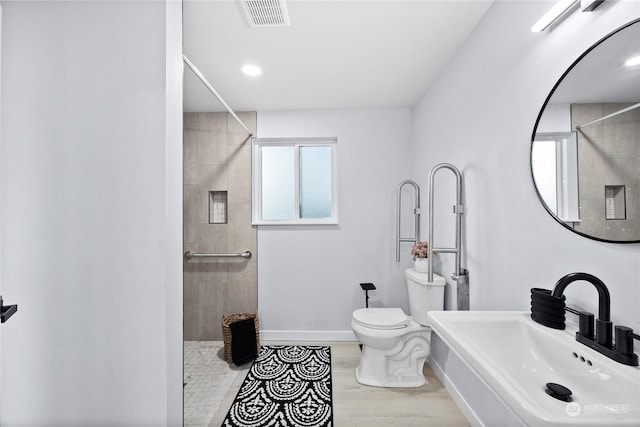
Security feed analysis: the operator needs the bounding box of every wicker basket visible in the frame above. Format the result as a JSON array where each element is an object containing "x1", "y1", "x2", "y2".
[{"x1": 222, "y1": 312, "x2": 261, "y2": 364}]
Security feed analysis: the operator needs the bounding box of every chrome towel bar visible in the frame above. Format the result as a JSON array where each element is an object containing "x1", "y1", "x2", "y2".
[
  {"x1": 428, "y1": 163, "x2": 464, "y2": 283},
  {"x1": 428, "y1": 163, "x2": 469, "y2": 310},
  {"x1": 184, "y1": 251, "x2": 252, "y2": 260},
  {"x1": 395, "y1": 180, "x2": 421, "y2": 262}
]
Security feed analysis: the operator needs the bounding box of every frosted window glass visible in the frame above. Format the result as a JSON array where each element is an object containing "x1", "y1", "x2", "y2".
[
  {"x1": 300, "y1": 146, "x2": 332, "y2": 218},
  {"x1": 252, "y1": 137, "x2": 337, "y2": 225},
  {"x1": 262, "y1": 146, "x2": 295, "y2": 220}
]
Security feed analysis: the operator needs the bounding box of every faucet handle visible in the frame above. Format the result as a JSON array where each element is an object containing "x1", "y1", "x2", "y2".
[
  {"x1": 578, "y1": 311, "x2": 594, "y2": 339},
  {"x1": 596, "y1": 318, "x2": 613, "y2": 348},
  {"x1": 615, "y1": 326, "x2": 635, "y2": 356}
]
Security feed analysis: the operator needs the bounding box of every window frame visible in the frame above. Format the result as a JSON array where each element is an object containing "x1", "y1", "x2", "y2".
[
  {"x1": 252, "y1": 137, "x2": 338, "y2": 225},
  {"x1": 532, "y1": 132, "x2": 580, "y2": 223}
]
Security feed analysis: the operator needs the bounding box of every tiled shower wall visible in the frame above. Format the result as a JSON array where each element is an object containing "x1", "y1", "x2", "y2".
[
  {"x1": 183, "y1": 112, "x2": 257, "y2": 340},
  {"x1": 572, "y1": 103, "x2": 639, "y2": 240}
]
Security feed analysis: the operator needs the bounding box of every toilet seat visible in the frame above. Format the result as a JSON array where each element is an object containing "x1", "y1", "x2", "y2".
[{"x1": 352, "y1": 308, "x2": 410, "y2": 330}]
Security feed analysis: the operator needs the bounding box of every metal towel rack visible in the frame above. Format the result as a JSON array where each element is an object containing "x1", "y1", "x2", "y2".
[
  {"x1": 396, "y1": 180, "x2": 421, "y2": 262},
  {"x1": 184, "y1": 251, "x2": 252, "y2": 260},
  {"x1": 427, "y1": 163, "x2": 469, "y2": 310}
]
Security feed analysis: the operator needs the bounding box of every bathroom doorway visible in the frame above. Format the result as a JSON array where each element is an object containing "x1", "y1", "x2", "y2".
[{"x1": 182, "y1": 111, "x2": 257, "y2": 425}]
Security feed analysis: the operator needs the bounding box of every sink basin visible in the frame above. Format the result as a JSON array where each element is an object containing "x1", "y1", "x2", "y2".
[{"x1": 427, "y1": 311, "x2": 640, "y2": 426}]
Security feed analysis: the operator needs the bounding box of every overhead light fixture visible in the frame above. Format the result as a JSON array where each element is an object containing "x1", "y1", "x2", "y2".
[
  {"x1": 241, "y1": 64, "x2": 262, "y2": 77},
  {"x1": 625, "y1": 55, "x2": 640, "y2": 67},
  {"x1": 531, "y1": 0, "x2": 579, "y2": 32}
]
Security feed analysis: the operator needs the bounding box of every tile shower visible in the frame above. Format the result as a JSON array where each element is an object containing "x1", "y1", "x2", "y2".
[
  {"x1": 572, "y1": 103, "x2": 639, "y2": 240},
  {"x1": 183, "y1": 112, "x2": 258, "y2": 424},
  {"x1": 183, "y1": 111, "x2": 257, "y2": 340}
]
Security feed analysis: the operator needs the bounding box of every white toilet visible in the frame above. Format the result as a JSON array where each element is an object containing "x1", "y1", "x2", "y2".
[{"x1": 351, "y1": 268, "x2": 445, "y2": 387}]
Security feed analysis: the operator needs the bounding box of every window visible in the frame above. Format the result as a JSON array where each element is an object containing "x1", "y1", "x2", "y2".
[
  {"x1": 532, "y1": 132, "x2": 580, "y2": 223},
  {"x1": 252, "y1": 137, "x2": 337, "y2": 225}
]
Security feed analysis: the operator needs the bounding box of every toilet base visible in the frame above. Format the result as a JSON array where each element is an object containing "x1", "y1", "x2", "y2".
[{"x1": 355, "y1": 333, "x2": 430, "y2": 388}]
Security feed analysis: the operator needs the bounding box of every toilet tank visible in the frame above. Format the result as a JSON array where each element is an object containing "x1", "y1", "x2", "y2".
[{"x1": 405, "y1": 268, "x2": 445, "y2": 326}]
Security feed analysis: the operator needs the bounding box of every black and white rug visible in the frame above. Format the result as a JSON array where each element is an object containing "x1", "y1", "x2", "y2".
[{"x1": 222, "y1": 345, "x2": 333, "y2": 427}]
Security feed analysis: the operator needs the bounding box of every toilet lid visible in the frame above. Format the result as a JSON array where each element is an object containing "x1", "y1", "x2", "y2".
[{"x1": 352, "y1": 308, "x2": 410, "y2": 330}]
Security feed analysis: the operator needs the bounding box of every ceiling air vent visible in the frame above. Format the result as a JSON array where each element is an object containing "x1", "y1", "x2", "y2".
[{"x1": 241, "y1": 0, "x2": 290, "y2": 27}]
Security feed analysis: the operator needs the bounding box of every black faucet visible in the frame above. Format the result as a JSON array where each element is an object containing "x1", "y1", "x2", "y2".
[
  {"x1": 552, "y1": 272, "x2": 638, "y2": 366},
  {"x1": 552, "y1": 272, "x2": 611, "y2": 346}
]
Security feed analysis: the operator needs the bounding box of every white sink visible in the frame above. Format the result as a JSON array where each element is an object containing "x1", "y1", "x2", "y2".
[{"x1": 428, "y1": 311, "x2": 640, "y2": 426}]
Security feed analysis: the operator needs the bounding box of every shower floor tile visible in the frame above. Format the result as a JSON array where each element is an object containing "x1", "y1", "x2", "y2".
[{"x1": 183, "y1": 341, "x2": 250, "y2": 427}]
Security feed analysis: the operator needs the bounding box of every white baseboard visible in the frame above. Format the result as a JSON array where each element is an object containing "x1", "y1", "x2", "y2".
[{"x1": 260, "y1": 330, "x2": 357, "y2": 342}]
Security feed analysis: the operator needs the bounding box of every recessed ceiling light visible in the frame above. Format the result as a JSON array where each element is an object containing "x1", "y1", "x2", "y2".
[
  {"x1": 241, "y1": 64, "x2": 262, "y2": 77},
  {"x1": 625, "y1": 55, "x2": 640, "y2": 67}
]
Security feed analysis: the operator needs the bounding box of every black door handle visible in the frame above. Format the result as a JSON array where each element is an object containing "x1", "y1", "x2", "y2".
[{"x1": 0, "y1": 296, "x2": 18, "y2": 323}]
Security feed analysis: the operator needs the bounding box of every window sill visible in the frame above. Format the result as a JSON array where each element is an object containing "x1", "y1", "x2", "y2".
[{"x1": 252, "y1": 218, "x2": 338, "y2": 226}]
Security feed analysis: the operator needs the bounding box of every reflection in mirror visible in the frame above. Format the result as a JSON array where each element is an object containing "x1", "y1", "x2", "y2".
[
  {"x1": 532, "y1": 19, "x2": 640, "y2": 243},
  {"x1": 532, "y1": 132, "x2": 579, "y2": 221}
]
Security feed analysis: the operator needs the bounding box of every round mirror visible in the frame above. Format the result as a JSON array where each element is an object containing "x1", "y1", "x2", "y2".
[{"x1": 531, "y1": 19, "x2": 640, "y2": 243}]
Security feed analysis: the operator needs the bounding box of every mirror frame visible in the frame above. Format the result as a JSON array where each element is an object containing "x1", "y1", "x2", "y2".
[{"x1": 530, "y1": 18, "x2": 640, "y2": 244}]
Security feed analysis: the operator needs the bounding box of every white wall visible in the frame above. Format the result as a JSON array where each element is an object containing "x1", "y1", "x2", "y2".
[
  {"x1": 0, "y1": 1, "x2": 183, "y2": 425},
  {"x1": 537, "y1": 103, "x2": 571, "y2": 133},
  {"x1": 257, "y1": 2, "x2": 640, "y2": 338},
  {"x1": 164, "y1": 1, "x2": 184, "y2": 424},
  {"x1": 412, "y1": 1, "x2": 640, "y2": 328},
  {"x1": 257, "y1": 109, "x2": 414, "y2": 340},
  {"x1": 0, "y1": 4, "x2": 3, "y2": 422}
]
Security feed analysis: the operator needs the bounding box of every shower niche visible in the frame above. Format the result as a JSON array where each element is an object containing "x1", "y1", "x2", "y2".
[
  {"x1": 209, "y1": 191, "x2": 228, "y2": 224},
  {"x1": 605, "y1": 185, "x2": 626, "y2": 220}
]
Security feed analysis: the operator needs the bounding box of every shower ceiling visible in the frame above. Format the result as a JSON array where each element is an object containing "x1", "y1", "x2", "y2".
[{"x1": 183, "y1": 0, "x2": 493, "y2": 112}]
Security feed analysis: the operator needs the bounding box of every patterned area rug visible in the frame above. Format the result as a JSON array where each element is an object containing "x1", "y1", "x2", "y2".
[{"x1": 222, "y1": 345, "x2": 333, "y2": 427}]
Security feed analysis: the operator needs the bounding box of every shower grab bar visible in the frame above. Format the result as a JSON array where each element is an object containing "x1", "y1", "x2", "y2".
[
  {"x1": 183, "y1": 54, "x2": 254, "y2": 137},
  {"x1": 427, "y1": 163, "x2": 466, "y2": 283},
  {"x1": 396, "y1": 180, "x2": 421, "y2": 262},
  {"x1": 184, "y1": 251, "x2": 252, "y2": 260}
]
